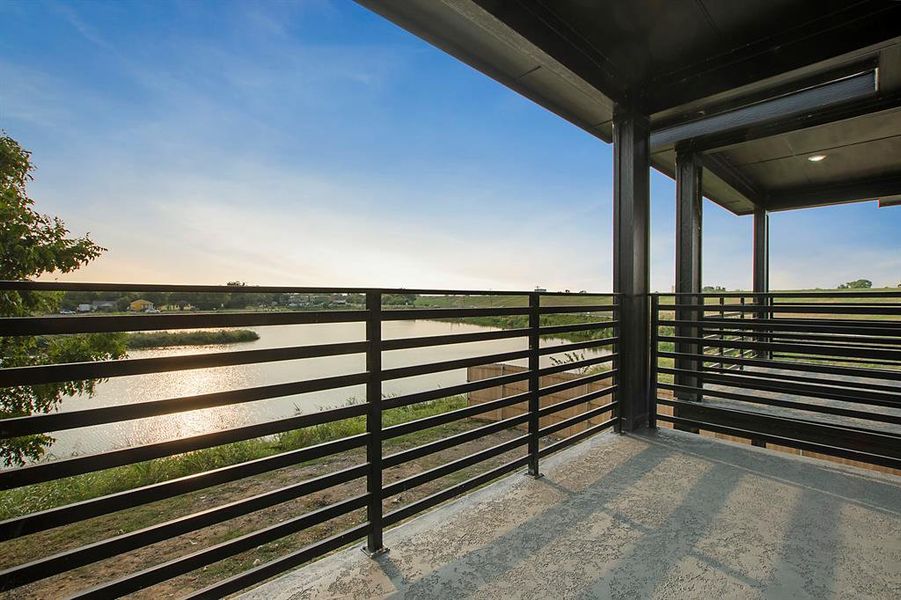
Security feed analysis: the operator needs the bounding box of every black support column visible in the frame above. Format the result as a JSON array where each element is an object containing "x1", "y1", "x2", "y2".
[
  {"x1": 613, "y1": 108, "x2": 651, "y2": 431},
  {"x1": 751, "y1": 206, "x2": 770, "y2": 446},
  {"x1": 675, "y1": 151, "x2": 703, "y2": 418},
  {"x1": 753, "y1": 206, "x2": 770, "y2": 363},
  {"x1": 753, "y1": 207, "x2": 769, "y2": 295}
]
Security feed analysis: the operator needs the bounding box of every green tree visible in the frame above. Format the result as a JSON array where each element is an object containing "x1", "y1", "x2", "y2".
[
  {"x1": 383, "y1": 293, "x2": 418, "y2": 306},
  {"x1": 1, "y1": 134, "x2": 126, "y2": 466},
  {"x1": 837, "y1": 279, "x2": 872, "y2": 289}
]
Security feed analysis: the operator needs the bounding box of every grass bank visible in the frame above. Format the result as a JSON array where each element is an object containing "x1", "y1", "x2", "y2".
[
  {"x1": 439, "y1": 313, "x2": 614, "y2": 343},
  {"x1": 125, "y1": 329, "x2": 259, "y2": 349},
  {"x1": 0, "y1": 395, "x2": 465, "y2": 520}
]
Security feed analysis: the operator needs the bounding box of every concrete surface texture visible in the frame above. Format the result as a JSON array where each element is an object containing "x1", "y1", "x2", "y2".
[{"x1": 237, "y1": 428, "x2": 901, "y2": 599}]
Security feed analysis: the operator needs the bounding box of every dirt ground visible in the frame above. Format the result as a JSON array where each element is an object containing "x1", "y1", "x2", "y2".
[{"x1": 1, "y1": 422, "x2": 525, "y2": 599}]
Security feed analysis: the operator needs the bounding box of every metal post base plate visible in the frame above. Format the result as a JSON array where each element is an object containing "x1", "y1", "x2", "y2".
[{"x1": 362, "y1": 546, "x2": 390, "y2": 559}]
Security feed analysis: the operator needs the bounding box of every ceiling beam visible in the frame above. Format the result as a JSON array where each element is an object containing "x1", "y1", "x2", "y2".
[
  {"x1": 696, "y1": 153, "x2": 763, "y2": 209},
  {"x1": 650, "y1": 70, "x2": 878, "y2": 151},
  {"x1": 673, "y1": 90, "x2": 901, "y2": 155},
  {"x1": 471, "y1": 0, "x2": 631, "y2": 106},
  {"x1": 765, "y1": 173, "x2": 901, "y2": 212},
  {"x1": 642, "y1": 0, "x2": 901, "y2": 114}
]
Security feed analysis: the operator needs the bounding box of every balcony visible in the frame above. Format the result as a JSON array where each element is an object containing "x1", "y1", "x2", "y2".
[
  {"x1": 0, "y1": 283, "x2": 898, "y2": 598},
  {"x1": 2, "y1": 1, "x2": 901, "y2": 597},
  {"x1": 236, "y1": 428, "x2": 901, "y2": 599}
]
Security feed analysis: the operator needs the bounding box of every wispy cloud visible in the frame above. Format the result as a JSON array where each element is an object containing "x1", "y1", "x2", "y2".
[{"x1": 4, "y1": 1, "x2": 898, "y2": 292}]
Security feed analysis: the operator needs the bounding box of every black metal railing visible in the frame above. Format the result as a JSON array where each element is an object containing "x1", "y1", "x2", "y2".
[
  {"x1": 0, "y1": 281, "x2": 619, "y2": 597},
  {"x1": 651, "y1": 291, "x2": 901, "y2": 469}
]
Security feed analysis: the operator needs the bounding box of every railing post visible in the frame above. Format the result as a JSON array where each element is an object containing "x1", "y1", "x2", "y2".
[
  {"x1": 739, "y1": 295, "x2": 746, "y2": 372},
  {"x1": 364, "y1": 291, "x2": 387, "y2": 557},
  {"x1": 613, "y1": 294, "x2": 623, "y2": 433},
  {"x1": 717, "y1": 295, "x2": 725, "y2": 370},
  {"x1": 648, "y1": 294, "x2": 659, "y2": 429},
  {"x1": 527, "y1": 291, "x2": 542, "y2": 478}
]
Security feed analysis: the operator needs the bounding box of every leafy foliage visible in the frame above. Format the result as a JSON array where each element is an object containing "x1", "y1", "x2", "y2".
[
  {"x1": 837, "y1": 279, "x2": 872, "y2": 289},
  {"x1": 0, "y1": 134, "x2": 126, "y2": 466}
]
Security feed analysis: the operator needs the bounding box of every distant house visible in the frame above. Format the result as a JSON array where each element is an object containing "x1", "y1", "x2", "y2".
[
  {"x1": 129, "y1": 299, "x2": 154, "y2": 312},
  {"x1": 91, "y1": 300, "x2": 117, "y2": 311},
  {"x1": 76, "y1": 303, "x2": 93, "y2": 313}
]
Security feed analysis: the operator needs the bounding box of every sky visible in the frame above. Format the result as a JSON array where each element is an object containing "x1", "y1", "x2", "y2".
[{"x1": 1, "y1": 0, "x2": 899, "y2": 292}]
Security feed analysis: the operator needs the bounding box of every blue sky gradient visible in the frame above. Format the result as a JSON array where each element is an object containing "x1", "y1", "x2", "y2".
[{"x1": 1, "y1": 0, "x2": 898, "y2": 291}]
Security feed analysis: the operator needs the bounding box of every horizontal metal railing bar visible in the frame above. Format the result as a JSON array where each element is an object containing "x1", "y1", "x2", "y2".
[
  {"x1": 0, "y1": 433, "x2": 367, "y2": 542},
  {"x1": 694, "y1": 327, "x2": 901, "y2": 348},
  {"x1": 381, "y1": 327, "x2": 530, "y2": 350},
  {"x1": 537, "y1": 370, "x2": 616, "y2": 397},
  {"x1": 535, "y1": 304, "x2": 615, "y2": 314},
  {"x1": 538, "y1": 418, "x2": 617, "y2": 458},
  {"x1": 659, "y1": 303, "x2": 901, "y2": 315},
  {"x1": 538, "y1": 337, "x2": 617, "y2": 356},
  {"x1": 660, "y1": 291, "x2": 901, "y2": 298},
  {"x1": 383, "y1": 455, "x2": 530, "y2": 527},
  {"x1": 537, "y1": 354, "x2": 616, "y2": 377},
  {"x1": 383, "y1": 413, "x2": 531, "y2": 468},
  {"x1": 657, "y1": 398, "x2": 901, "y2": 458},
  {"x1": 678, "y1": 321, "x2": 901, "y2": 343},
  {"x1": 184, "y1": 523, "x2": 370, "y2": 600},
  {"x1": 656, "y1": 413, "x2": 901, "y2": 470},
  {"x1": 538, "y1": 386, "x2": 617, "y2": 417},
  {"x1": 659, "y1": 381, "x2": 901, "y2": 426},
  {"x1": 380, "y1": 349, "x2": 531, "y2": 381},
  {"x1": 68, "y1": 494, "x2": 369, "y2": 599},
  {"x1": 661, "y1": 367, "x2": 901, "y2": 408},
  {"x1": 700, "y1": 364, "x2": 901, "y2": 395},
  {"x1": 379, "y1": 307, "x2": 531, "y2": 320},
  {"x1": 659, "y1": 335, "x2": 901, "y2": 362},
  {"x1": 760, "y1": 332, "x2": 901, "y2": 347},
  {"x1": 700, "y1": 330, "x2": 901, "y2": 347},
  {"x1": 383, "y1": 391, "x2": 530, "y2": 440},
  {"x1": 0, "y1": 403, "x2": 369, "y2": 491},
  {"x1": 770, "y1": 352, "x2": 901, "y2": 368},
  {"x1": 0, "y1": 373, "x2": 370, "y2": 438},
  {"x1": 659, "y1": 350, "x2": 901, "y2": 382},
  {"x1": 0, "y1": 341, "x2": 369, "y2": 388},
  {"x1": 382, "y1": 435, "x2": 529, "y2": 497},
  {"x1": 0, "y1": 310, "x2": 370, "y2": 337},
  {"x1": 381, "y1": 371, "x2": 531, "y2": 410},
  {"x1": 537, "y1": 320, "x2": 617, "y2": 336},
  {"x1": 538, "y1": 292, "x2": 618, "y2": 297},
  {"x1": 0, "y1": 464, "x2": 367, "y2": 590},
  {"x1": 711, "y1": 316, "x2": 901, "y2": 328},
  {"x1": 0, "y1": 280, "x2": 617, "y2": 297},
  {"x1": 775, "y1": 300, "x2": 901, "y2": 306},
  {"x1": 538, "y1": 402, "x2": 617, "y2": 438},
  {"x1": 662, "y1": 318, "x2": 901, "y2": 337}
]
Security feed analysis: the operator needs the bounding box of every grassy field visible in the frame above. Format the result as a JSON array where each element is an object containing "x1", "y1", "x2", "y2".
[
  {"x1": 0, "y1": 395, "x2": 465, "y2": 520},
  {"x1": 0, "y1": 393, "x2": 540, "y2": 598}
]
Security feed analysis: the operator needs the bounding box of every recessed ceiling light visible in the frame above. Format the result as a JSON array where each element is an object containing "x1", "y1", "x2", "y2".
[{"x1": 807, "y1": 154, "x2": 827, "y2": 162}]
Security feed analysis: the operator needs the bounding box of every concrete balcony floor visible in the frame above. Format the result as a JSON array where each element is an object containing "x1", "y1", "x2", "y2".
[{"x1": 239, "y1": 428, "x2": 901, "y2": 599}]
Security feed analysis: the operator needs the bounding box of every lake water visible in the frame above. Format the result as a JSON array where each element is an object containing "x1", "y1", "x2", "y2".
[{"x1": 43, "y1": 320, "x2": 608, "y2": 460}]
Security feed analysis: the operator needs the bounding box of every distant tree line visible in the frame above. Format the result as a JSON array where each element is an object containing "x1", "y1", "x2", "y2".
[{"x1": 57, "y1": 288, "x2": 422, "y2": 312}]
